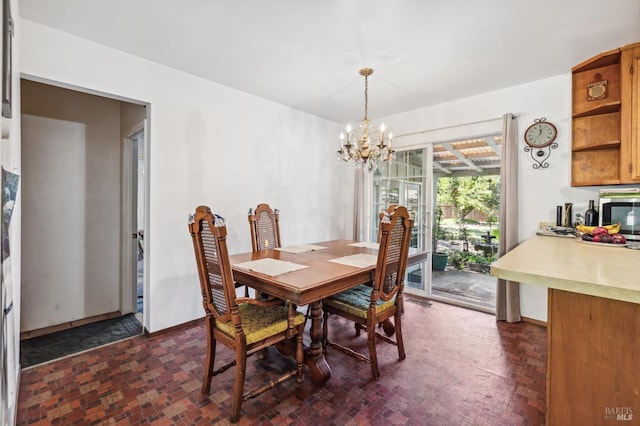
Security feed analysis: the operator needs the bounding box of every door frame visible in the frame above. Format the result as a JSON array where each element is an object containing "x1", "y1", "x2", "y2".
[
  {"x1": 121, "y1": 121, "x2": 145, "y2": 315},
  {"x1": 366, "y1": 118, "x2": 504, "y2": 301},
  {"x1": 364, "y1": 146, "x2": 433, "y2": 298},
  {"x1": 21, "y1": 74, "x2": 150, "y2": 326}
]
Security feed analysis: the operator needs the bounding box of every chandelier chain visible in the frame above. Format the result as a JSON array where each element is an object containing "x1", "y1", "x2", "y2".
[{"x1": 364, "y1": 74, "x2": 368, "y2": 121}]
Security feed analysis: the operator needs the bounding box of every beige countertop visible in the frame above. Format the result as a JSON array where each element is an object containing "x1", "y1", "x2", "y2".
[{"x1": 491, "y1": 234, "x2": 640, "y2": 304}]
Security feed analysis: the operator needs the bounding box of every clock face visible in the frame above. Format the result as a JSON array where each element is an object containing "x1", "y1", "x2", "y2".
[{"x1": 525, "y1": 122, "x2": 557, "y2": 147}]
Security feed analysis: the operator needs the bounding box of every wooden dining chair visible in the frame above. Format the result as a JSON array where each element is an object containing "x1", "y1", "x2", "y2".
[
  {"x1": 248, "y1": 203, "x2": 311, "y2": 319},
  {"x1": 322, "y1": 205, "x2": 414, "y2": 380},
  {"x1": 188, "y1": 205, "x2": 305, "y2": 423},
  {"x1": 377, "y1": 204, "x2": 398, "y2": 243},
  {"x1": 248, "y1": 203, "x2": 290, "y2": 302},
  {"x1": 248, "y1": 203, "x2": 281, "y2": 251}
]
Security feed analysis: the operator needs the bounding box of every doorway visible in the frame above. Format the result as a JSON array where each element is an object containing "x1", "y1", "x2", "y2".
[
  {"x1": 430, "y1": 135, "x2": 501, "y2": 312},
  {"x1": 431, "y1": 174, "x2": 499, "y2": 311},
  {"x1": 370, "y1": 132, "x2": 501, "y2": 312},
  {"x1": 19, "y1": 79, "x2": 147, "y2": 359}
]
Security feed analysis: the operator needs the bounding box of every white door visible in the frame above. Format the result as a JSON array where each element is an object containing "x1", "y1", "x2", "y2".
[
  {"x1": 120, "y1": 134, "x2": 136, "y2": 314},
  {"x1": 121, "y1": 124, "x2": 145, "y2": 316},
  {"x1": 371, "y1": 147, "x2": 433, "y2": 297}
]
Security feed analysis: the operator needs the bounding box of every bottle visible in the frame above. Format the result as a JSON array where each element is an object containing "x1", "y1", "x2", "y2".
[
  {"x1": 585, "y1": 200, "x2": 598, "y2": 226},
  {"x1": 563, "y1": 203, "x2": 573, "y2": 228}
]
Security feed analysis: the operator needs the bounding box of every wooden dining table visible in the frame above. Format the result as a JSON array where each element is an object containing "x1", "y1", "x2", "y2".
[{"x1": 229, "y1": 239, "x2": 428, "y2": 384}]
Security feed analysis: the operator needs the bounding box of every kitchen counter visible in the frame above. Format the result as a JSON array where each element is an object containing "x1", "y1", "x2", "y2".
[
  {"x1": 491, "y1": 234, "x2": 640, "y2": 303},
  {"x1": 491, "y1": 234, "x2": 640, "y2": 426}
]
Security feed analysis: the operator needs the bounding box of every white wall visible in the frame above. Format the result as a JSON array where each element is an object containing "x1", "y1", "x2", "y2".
[
  {"x1": 382, "y1": 75, "x2": 628, "y2": 321},
  {"x1": 19, "y1": 19, "x2": 353, "y2": 333}
]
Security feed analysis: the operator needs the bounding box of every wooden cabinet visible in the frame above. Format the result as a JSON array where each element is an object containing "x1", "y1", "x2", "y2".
[
  {"x1": 547, "y1": 289, "x2": 640, "y2": 425},
  {"x1": 622, "y1": 45, "x2": 640, "y2": 181},
  {"x1": 571, "y1": 42, "x2": 640, "y2": 186}
]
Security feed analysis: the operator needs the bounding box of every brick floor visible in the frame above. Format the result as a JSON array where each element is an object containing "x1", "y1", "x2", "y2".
[{"x1": 17, "y1": 298, "x2": 546, "y2": 425}]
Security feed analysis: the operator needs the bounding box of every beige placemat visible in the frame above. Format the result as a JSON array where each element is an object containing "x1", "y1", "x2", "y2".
[
  {"x1": 328, "y1": 253, "x2": 378, "y2": 268},
  {"x1": 348, "y1": 242, "x2": 380, "y2": 250},
  {"x1": 274, "y1": 244, "x2": 328, "y2": 254},
  {"x1": 234, "y1": 258, "x2": 308, "y2": 276}
]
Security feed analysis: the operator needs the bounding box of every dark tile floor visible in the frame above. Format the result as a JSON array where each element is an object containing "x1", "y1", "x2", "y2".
[
  {"x1": 18, "y1": 255, "x2": 145, "y2": 368},
  {"x1": 20, "y1": 314, "x2": 143, "y2": 368},
  {"x1": 17, "y1": 298, "x2": 546, "y2": 425}
]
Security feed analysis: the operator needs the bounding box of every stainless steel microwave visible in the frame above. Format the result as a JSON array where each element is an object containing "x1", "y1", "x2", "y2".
[{"x1": 599, "y1": 196, "x2": 640, "y2": 241}]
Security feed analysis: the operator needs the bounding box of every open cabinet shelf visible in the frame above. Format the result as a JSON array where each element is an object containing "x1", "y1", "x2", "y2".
[{"x1": 571, "y1": 42, "x2": 640, "y2": 186}]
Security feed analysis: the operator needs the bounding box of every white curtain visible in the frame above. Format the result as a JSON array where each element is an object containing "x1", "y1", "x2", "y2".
[
  {"x1": 496, "y1": 113, "x2": 521, "y2": 322},
  {"x1": 353, "y1": 168, "x2": 365, "y2": 241}
]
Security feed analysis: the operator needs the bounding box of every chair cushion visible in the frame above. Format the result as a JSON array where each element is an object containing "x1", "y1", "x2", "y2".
[
  {"x1": 216, "y1": 303, "x2": 306, "y2": 345},
  {"x1": 324, "y1": 284, "x2": 396, "y2": 319}
]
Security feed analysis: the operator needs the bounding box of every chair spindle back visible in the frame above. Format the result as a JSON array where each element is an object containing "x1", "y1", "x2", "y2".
[
  {"x1": 373, "y1": 206, "x2": 414, "y2": 302},
  {"x1": 248, "y1": 203, "x2": 281, "y2": 251},
  {"x1": 189, "y1": 206, "x2": 236, "y2": 324}
]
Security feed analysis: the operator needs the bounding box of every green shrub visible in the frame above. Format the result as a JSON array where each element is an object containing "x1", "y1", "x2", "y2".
[{"x1": 447, "y1": 249, "x2": 497, "y2": 271}]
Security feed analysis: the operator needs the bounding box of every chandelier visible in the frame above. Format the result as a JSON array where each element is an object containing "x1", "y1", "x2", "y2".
[{"x1": 337, "y1": 68, "x2": 395, "y2": 172}]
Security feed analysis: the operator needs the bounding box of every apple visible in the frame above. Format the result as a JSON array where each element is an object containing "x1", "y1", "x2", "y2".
[
  {"x1": 581, "y1": 233, "x2": 594, "y2": 241},
  {"x1": 592, "y1": 227, "x2": 609, "y2": 236},
  {"x1": 611, "y1": 234, "x2": 627, "y2": 244},
  {"x1": 593, "y1": 233, "x2": 613, "y2": 243}
]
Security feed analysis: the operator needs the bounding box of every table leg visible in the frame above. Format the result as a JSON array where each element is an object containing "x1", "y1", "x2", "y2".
[
  {"x1": 381, "y1": 319, "x2": 395, "y2": 336},
  {"x1": 304, "y1": 301, "x2": 331, "y2": 384}
]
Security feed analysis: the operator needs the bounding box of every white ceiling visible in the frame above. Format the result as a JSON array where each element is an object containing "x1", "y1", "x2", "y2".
[{"x1": 19, "y1": 0, "x2": 640, "y2": 124}]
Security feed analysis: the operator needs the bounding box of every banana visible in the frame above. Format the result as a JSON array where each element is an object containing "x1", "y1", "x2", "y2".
[{"x1": 576, "y1": 223, "x2": 621, "y2": 234}]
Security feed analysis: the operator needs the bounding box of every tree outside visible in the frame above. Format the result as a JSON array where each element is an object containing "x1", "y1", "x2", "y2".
[
  {"x1": 434, "y1": 175, "x2": 500, "y2": 272},
  {"x1": 437, "y1": 175, "x2": 500, "y2": 222}
]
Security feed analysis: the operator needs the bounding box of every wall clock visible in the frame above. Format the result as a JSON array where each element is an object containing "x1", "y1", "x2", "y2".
[{"x1": 524, "y1": 117, "x2": 558, "y2": 169}]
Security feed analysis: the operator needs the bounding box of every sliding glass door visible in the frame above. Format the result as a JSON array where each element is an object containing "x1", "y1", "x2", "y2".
[{"x1": 371, "y1": 147, "x2": 432, "y2": 296}]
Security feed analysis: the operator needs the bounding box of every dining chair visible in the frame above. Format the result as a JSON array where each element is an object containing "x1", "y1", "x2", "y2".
[
  {"x1": 376, "y1": 204, "x2": 404, "y2": 321},
  {"x1": 322, "y1": 205, "x2": 414, "y2": 380},
  {"x1": 377, "y1": 204, "x2": 398, "y2": 243},
  {"x1": 248, "y1": 203, "x2": 281, "y2": 251},
  {"x1": 247, "y1": 203, "x2": 282, "y2": 300},
  {"x1": 188, "y1": 205, "x2": 305, "y2": 423},
  {"x1": 248, "y1": 203, "x2": 310, "y2": 319}
]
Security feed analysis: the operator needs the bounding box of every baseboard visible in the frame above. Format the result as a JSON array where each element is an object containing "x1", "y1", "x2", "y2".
[
  {"x1": 20, "y1": 310, "x2": 123, "y2": 340},
  {"x1": 521, "y1": 316, "x2": 547, "y2": 328},
  {"x1": 145, "y1": 316, "x2": 205, "y2": 338}
]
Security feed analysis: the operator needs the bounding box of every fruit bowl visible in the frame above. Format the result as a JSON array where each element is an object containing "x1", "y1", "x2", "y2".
[{"x1": 577, "y1": 224, "x2": 627, "y2": 246}]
